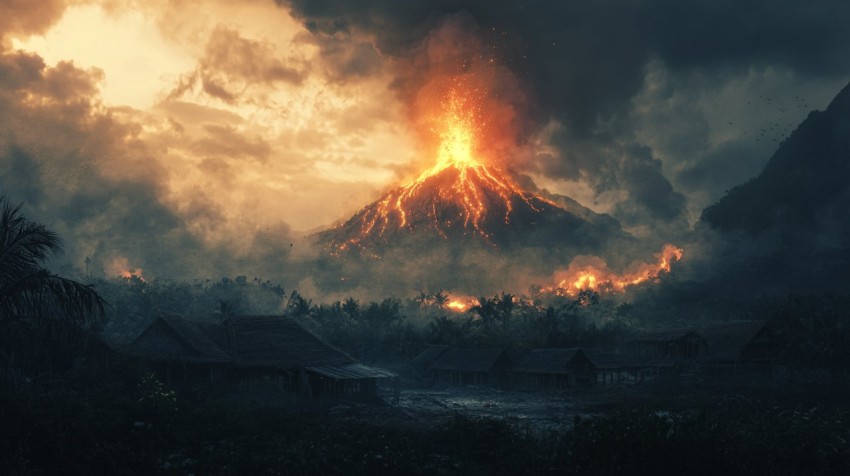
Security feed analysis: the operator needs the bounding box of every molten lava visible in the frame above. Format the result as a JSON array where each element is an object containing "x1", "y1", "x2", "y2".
[
  {"x1": 548, "y1": 244, "x2": 683, "y2": 296},
  {"x1": 330, "y1": 85, "x2": 553, "y2": 252}
]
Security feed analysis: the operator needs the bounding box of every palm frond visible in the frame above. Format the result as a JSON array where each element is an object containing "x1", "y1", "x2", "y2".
[
  {"x1": 0, "y1": 268, "x2": 106, "y2": 324},
  {"x1": 0, "y1": 195, "x2": 105, "y2": 325},
  {"x1": 0, "y1": 197, "x2": 63, "y2": 286}
]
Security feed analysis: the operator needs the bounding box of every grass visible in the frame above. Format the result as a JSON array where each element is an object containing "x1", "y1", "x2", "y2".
[{"x1": 2, "y1": 380, "x2": 850, "y2": 475}]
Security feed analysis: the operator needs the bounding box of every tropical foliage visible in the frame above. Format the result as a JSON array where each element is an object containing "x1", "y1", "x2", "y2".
[{"x1": 0, "y1": 197, "x2": 105, "y2": 324}]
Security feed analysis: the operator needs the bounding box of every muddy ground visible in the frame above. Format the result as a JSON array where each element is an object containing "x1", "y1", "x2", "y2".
[{"x1": 323, "y1": 384, "x2": 639, "y2": 433}]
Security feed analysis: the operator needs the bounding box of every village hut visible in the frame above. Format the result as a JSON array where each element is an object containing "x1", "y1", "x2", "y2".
[
  {"x1": 410, "y1": 345, "x2": 450, "y2": 377},
  {"x1": 128, "y1": 317, "x2": 231, "y2": 385},
  {"x1": 428, "y1": 348, "x2": 511, "y2": 387},
  {"x1": 700, "y1": 321, "x2": 775, "y2": 368},
  {"x1": 511, "y1": 348, "x2": 596, "y2": 390},
  {"x1": 129, "y1": 316, "x2": 396, "y2": 398},
  {"x1": 584, "y1": 350, "x2": 675, "y2": 386},
  {"x1": 628, "y1": 329, "x2": 707, "y2": 361}
]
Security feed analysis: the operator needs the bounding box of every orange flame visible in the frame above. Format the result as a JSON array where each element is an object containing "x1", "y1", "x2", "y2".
[
  {"x1": 106, "y1": 257, "x2": 147, "y2": 282},
  {"x1": 120, "y1": 269, "x2": 146, "y2": 282},
  {"x1": 547, "y1": 244, "x2": 683, "y2": 296},
  {"x1": 333, "y1": 78, "x2": 548, "y2": 252},
  {"x1": 445, "y1": 294, "x2": 479, "y2": 312}
]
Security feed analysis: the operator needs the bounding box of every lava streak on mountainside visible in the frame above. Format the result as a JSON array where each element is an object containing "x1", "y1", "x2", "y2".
[{"x1": 316, "y1": 79, "x2": 588, "y2": 253}]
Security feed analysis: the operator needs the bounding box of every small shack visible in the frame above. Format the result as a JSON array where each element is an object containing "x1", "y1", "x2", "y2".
[
  {"x1": 129, "y1": 316, "x2": 396, "y2": 399},
  {"x1": 585, "y1": 350, "x2": 675, "y2": 386},
  {"x1": 410, "y1": 345, "x2": 450, "y2": 377},
  {"x1": 429, "y1": 348, "x2": 511, "y2": 387},
  {"x1": 628, "y1": 329, "x2": 707, "y2": 361},
  {"x1": 700, "y1": 321, "x2": 775, "y2": 368},
  {"x1": 511, "y1": 348, "x2": 596, "y2": 390},
  {"x1": 129, "y1": 317, "x2": 232, "y2": 385}
]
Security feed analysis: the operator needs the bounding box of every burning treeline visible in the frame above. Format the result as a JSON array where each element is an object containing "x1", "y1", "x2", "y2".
[
  {"x1": 546, "y1": 244, "x2": 684, "y2": 296},
  {"x1": 441, "y1": 244, "x2": 684, "y2": 312}
]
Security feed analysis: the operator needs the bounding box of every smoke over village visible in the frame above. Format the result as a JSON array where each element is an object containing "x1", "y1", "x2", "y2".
[{"x1": 2, "y1": 1, "x2": 850, "y2": 474}]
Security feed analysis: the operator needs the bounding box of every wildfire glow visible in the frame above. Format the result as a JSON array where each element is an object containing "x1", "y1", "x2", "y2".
[
  {"x1": 547, "y1": 244, "x2": 684, "y2": 296},
  {"x1": 106, "y1": 257, "x2": 147, "y2": 282},
  {"x1": 446, "y1": 295, "x2": 479, "y2": 312}
]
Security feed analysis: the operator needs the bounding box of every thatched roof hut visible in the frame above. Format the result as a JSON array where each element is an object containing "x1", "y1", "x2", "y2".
[
  {"x1": 700, "y1": 321, "x2": 774, "y2": 364},
  {"x1": 512, "y1": 348, "x2": 596, "y2": 389},
  {"x1": 129, "y1": 316, "x2": 395, "y2": 397},
  {"x1": 130, "y1": 317, "x2": 231, "y2": 364},
  {"x1": 427, "y1": 348, "x2": 511, "y2": 387},
  {"x1": 222, "y1": 316, "x2": 355, "y2": 369},
  {"x1": 410, "y1": 345, "x2": 450, "y2": 371}
]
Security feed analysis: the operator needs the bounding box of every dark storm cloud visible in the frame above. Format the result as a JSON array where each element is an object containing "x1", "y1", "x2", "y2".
[
  {"x1": 284, "y1": 0, "x2": 850, "y2": 126},
  {"x1": 280, "y1": 0, "x2": 850, "y2": 234}
]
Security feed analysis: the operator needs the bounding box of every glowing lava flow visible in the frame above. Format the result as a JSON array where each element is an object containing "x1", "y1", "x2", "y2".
[
  {"x1": 547, "y1": 244, "x2": 684, "y2": 296},
  {"x1": 334, "y1": 87, "x2": 548, "y2": 251}
]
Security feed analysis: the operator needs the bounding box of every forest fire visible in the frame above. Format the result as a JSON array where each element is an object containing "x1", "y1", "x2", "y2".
[
  {"x1": 119, "y1": 269, "x2": 146, "y2": 282},
  {"x1": 106, "y1": 257, "x2": 147, "y2": 282},
  {"x1": 547, "y1": 244, "x2": 683, "y2": 296},
  {"x1": 446, "y1": 296, "x2": 479, "y2": 312}
]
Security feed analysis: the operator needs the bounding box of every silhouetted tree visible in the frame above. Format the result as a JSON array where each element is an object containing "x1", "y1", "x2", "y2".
[
  {"x1": 0, "y1": 196, "x2": 107, "y2": 386},
  {"x1": 341, "y1": 296, "x2": 359, "y2": 318},
  {"x1": 433, "y1": 290, "x2": 449, "y2": 309},
  {"x1": 414, "y1": 291, "x2": 431, "y2": 309},
  {"x1": 0, "y1": 197, "x2": 105, "y2": 324},
  {"x1": 286, "y1": 290, "x2": 312, "y2": 317}
]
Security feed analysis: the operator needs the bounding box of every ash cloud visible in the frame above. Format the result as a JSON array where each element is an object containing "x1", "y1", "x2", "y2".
[
  {"x1": 3, "y1": 0, "x2": 850, "y2": 301},
  {"x1": 281, "y1": 0, "x2": 850, "y2": 239},
  {"x1": 0, "y1": 47, "x2": 303, "y2": 284},
  {"x1": 168, "y1": 26, "x2": 309, "y2": 105}
]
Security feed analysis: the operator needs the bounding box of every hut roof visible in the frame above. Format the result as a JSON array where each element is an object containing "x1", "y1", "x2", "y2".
[
  {"x1": 128, "y1": 317, "x2": 231, "y2": 363},
  {"x1": 628, "y1": 328, "x2": 699, "y2": 343},
  {"x1": 411, "y1": 345, "x2": 450, "y2": 367},
  {"x1": 223, "y1": 316, "x2": 355, "y2": 368},
  {"x1": 306, "y1": 363, "x2": 396, "y2": 380},
  {"x1": 513, "y1": 348, "x2": 591, "y2": 374},
  {"x1": 700, "y1": 321, "x2": 768, "y2": 360},
  {"x1": 429, "y1": 348, "x2": 508, "y2": 373},
  {"x1": 130, "y1": 316, "x2": 359, "y2": 371},
  {"x1": 584, "y1": 350, "x2": 675, "y2": 369}
]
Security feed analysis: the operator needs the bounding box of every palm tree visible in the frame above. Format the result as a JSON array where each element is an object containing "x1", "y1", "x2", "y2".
[
  {"x1": 0, "y1": 197, "x2": 105, "y2": 324},
  {"x1": 432, "y1": 290, "x2": 450, "y2": 310}
]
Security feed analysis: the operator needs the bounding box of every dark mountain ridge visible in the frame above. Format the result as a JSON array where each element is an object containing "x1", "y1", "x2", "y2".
[{"x1": 702, "y1": 81, "x2": 850, "y2": 246}]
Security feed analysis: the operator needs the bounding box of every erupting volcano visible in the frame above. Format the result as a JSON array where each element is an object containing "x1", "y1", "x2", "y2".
[{"x1": 317, "y1": 85, "x2": 627, "y2": 255}]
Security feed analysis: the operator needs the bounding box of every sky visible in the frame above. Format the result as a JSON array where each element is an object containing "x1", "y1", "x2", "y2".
[{"x1": 1, "y1": 0, "x2": 849, "y2": 285}]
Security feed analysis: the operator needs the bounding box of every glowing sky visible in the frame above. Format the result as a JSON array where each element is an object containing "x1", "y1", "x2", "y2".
[
  {"x1": 2, "y1": 0, "x2": 849, "y2": 283},
  {"x1": 10, "y1": 0, "x2": 416, "y2": 237}
]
